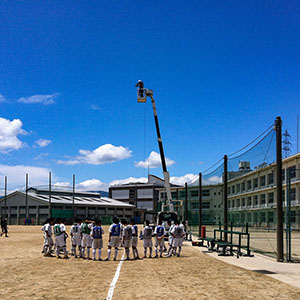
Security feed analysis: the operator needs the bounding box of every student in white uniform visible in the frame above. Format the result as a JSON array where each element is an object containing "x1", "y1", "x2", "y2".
[
  {"x1": 105, "y1": 217, "x2": 121, "y2": 261},
  {"x1": 81, "y1": 219, "x2": 93, "y2": 260},
  {"x1": 122, "y1": 219, "x2": 132, "y2": 260},
  {"x1": 142, "y1": 220, "x2": 153, "y2": 259},
  {"x1": 120, "y1": 219, "x2": 125, "y2": 247},
  {"x1": 42, "y1": 217, "x2": 54, "y2": 256},
  {"x1": 90, "y1": 219, "x2": 104, "y2": 261},
  {"x1": 130, "y1": 218, "x2": 139, "y2": 260},
  {"x1": 53, "y1": 218, "x2": 69, "y2": 259},
  {"x1": 171, "y1": 220, "x2": 185, "y2": 257},
  {"x1": 154, "y1": 220, "x2": 165, "y2": 258},
  {"x1": 167, "y1": 220, "x2": 175, "y2": 256},
  {"x1": 70, "y1": 218, "x2": 82, "y2": 258}
]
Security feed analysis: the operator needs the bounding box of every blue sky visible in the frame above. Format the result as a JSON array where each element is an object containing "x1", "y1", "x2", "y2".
[{"x1": 0, "y1": 1, "x2": 299, "y2": 191}]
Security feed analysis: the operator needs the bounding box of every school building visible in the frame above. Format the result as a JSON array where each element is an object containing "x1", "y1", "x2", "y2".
[
  {"x1": 0, "y1": 187, "x2": 138, "y2": 225},
  {"x1": 227, "y1": 152, "x2": 300, "y2": 228},
  {"x1": 109, "y1": 174, "x2": 181, "y2": 222}
]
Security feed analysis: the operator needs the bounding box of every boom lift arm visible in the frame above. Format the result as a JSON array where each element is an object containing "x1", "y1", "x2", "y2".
[{"x1": 136, "y1": 83, "x2": 174, "y2": 213}]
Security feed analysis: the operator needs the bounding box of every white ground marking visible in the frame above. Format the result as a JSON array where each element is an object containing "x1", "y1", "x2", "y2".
[{"x1": 106, "y1": 253, "x2": 125, "y2": 300}]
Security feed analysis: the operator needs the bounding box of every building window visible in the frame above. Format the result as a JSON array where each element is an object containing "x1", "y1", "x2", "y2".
[
  {"x1": 282, "y1": 169, "x2": 285, "y2": 181},
  {"x1": 228, "y1": 186, "x2": 231, "y2": 195},
  {"x1": 242, "y1": 198, "x2": 245, "y2": 207},
  {"x1": 254, "y1": 212, "x2": 258, "y2": 223},
  {"x1": 247, "y1": 196, "x2": 251, "y2": 207},
  {"x1": 202, "y1": 190, "x2": 210, "y2": 197},
  {"x1": 232, "y1": 185, "x2": 235, "y2": 194},
  {"x1": 282, "y1": 189, "x2": 285, "y2": 202},
  {"x1": 179, "y1": 191, "x2": 186, "y2": 198},
  {"x1": 287, "y1": 166, "x2": 296, "y2": 178},
  {"x1": 260, "y1": 194, "x2": 266, "y2": 205},
  {"x1": 260, "y1": 212, "x2": 266, "y2": 223},
  {"x1": 171, "y1": 192, "x2": 177, "y2": 200},
  {"x1": 237, "y1": 199, "x2": 240, "y2": 207},
  {"x1": 190, "y1": 190, "x2": 199, "y2": 198},
  {"x1": 260, "y1": 175, "x2": 266, "y2": 187},
  {"x1": 253, "y1": 195, "x2": 258, "y2": 205},
  {"x1": 236, "y1": 184, "x2": 240, "y2": 193},
  {"x1": 39, "y1": 206, "x2": 49, "y2": 209},
  {"x1": 268, "y1": 173, "x2": 274, "y2": 185},
  {"x1": 232, "y1": 199, "x2": 235, "y2": 208},
  {"x1": 247, "y1": 213, "x2": 252, "y2": 222},
  {"x1": 202, "y1": 202, "x2": 210, "y2": 209},
  {"x1": 228, "y1": 200, "x2": 230, "y2": 208},
  {"x1": 268, "y1": 192, "x2": 274, "y2": 204},
  {"x1": 267, "y1": 212, "x2": 274, "y2": 223},
  {"x1": 247, "y1": 180, "x2": 252, "y2": 190},
  {"x1": 253, "y1": 178, "x2": 258, "y2": 188},
  {"x1": 190, "y1": 202, "x2": 199, "y2": 209},
  {"x1": 290, "y1": 188, "x2": 296, "y2": 201},
  {"x1": 241, "y1": 182, "x2": 245, "y2": 192},
  {"x1": 291, "y1": 211, "x2": 296, "y2": 223}
]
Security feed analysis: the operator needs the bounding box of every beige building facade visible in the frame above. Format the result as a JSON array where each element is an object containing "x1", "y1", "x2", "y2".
[{"x1": 228, "y1": 153, "x2": 300, "y2": 228}]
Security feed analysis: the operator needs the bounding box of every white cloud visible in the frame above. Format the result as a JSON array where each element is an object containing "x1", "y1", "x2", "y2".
[
  {"x1": 170, "y1": 174, "x2": 198, "y2": 186},
  {"x1": 0, "y1": 94, "x2": 5, "y2": 103},
  {"x1": 90, "y1": 104, "x2": 101, "y2": 111},
  {"x1": 53, "y1": 181, "x2": 71, "y2": 187},
  {"x1": 76, "y1": 179, "x2": 108, "y2": 191},
  {"x1": 109, "y1": 176, "x2": 148, "y2": 187},
  {"x1": 134, "y1": 151, "x2": 175, "y2": 169},
  {"x1": 202, "y1": 176, "x2": 223, "y2": 185},
  {"x1": 188, "y1": 174, "x2": 223, "y2": 186},
  {"x1": 0, "y1": 164, "x2": 51, "y2": 189},
  {"x1": 57, "y1": 144, "x2": 132, "y2": 165},
  {"x1": 34, "y1": 153, "x2": 49, "y2": 160},
  {"x1": 35, "y1": 139, "x2": 51, "y2": 148},
  {"x1": 0, "y1": 117, "x2": 27, "y2": 152},
  {"x1": 18, "y1": 93, "x2": 59, "y2": 105}
]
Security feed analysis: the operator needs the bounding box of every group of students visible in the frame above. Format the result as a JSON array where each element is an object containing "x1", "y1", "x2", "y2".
[{"x1": 41, "y1": 216, "x2": 186, "y2": 261}]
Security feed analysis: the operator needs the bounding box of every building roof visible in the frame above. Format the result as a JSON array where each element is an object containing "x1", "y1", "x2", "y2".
[
  {"x1": 1, "y1": 189, "x2": 134, "y2": 208},
  {"x1": 109, "y1": 174, "x2": 181, "y2": 189}
]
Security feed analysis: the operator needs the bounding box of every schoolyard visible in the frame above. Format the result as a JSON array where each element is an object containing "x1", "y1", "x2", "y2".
[{"x1": 0, "y1": 226, "x2": 300, "y2": 300}]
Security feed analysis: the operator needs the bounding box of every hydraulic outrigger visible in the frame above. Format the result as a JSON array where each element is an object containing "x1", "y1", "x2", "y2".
[{"x1": 136, "y1": 81, "x2": 177, "y2": 224}]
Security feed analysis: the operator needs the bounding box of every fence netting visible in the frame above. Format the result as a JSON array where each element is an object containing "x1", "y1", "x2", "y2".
[{"x1": 185, "y1": 124, "x2": 299, "y2": 261}]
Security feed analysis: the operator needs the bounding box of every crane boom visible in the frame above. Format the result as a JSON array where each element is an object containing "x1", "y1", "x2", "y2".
[
  {"x1": 149, "y1": 95, "x2": 174, "y2": 213},
  {"x1": 136, "y1": 83, "x2": 174, "y2": 213}
]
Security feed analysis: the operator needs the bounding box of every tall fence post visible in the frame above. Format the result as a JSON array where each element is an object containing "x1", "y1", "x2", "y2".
[
  {"x1": 198, "y1": 173, "x2": 202, "y2": 237},
  {"x1": 73, "y1": 174, "x2": 75, "y2": 222},
  {"x1": 4, "y1": 176, "x2": 7, "y2": 218},
  {"x1": 184, "y1": 182, "x2": 188, "y2": 223},
  {"x1": 49, "y1": 172, "x2": 52, "y2": 218},
  {"x1": 25, "y1": 173, "x2": 29, "y2": 221},
  {"x1": 223, "y1": 155, "x2": 228, "y2": 241},
  {"x1": 276, "y1": 116, "x2": 284, "y2": 262}
]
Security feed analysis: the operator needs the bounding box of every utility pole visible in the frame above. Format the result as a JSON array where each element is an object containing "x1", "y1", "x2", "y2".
[
  {"x1": 198, "y1": 173, "x2": 202, "y2": 237},
  {"x1": 4, "y1": 176, "x2": 7, "y2": 218},
  {"x1": 25, "y1": 173, "x2": 29, "y2": 220},
  {"x1": 223, "y1": 155, "x2": 228, "y2": 241},
  {"x1": 276, "y1": 116, "x2": 284, "y2": 262},
  {"x1": 73, "y1": 174, "x2": 75, "y2": 222},
  {"x1": 184, "y1": 182, "x2": 188, "y2": 222},
  {"x1": 49, "y1": 172, "x2": 52, "y2": 218}
]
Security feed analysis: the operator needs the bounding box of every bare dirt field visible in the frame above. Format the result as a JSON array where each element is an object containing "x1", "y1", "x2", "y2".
[{"x1": 1, "y1": 226, "x2": 300, "y2": 300}]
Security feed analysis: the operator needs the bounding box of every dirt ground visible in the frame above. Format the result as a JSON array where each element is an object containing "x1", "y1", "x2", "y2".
[{"x1": 1, "y1": 226, "x2": 300, "y2": 300}]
